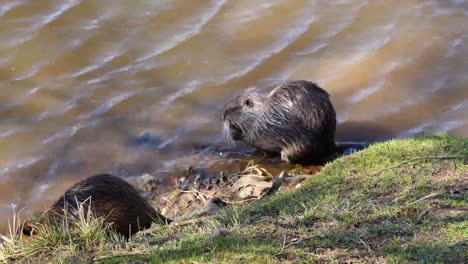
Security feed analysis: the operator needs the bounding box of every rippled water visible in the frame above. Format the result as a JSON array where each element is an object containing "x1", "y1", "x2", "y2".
[{"x1": 0, "y1": 0, "x2": 467, "y2": 226}]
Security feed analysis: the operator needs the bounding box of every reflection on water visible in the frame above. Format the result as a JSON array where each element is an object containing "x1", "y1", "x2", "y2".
[{"x1": 0, "y1": 0, "x2": 467, "y2": 226}]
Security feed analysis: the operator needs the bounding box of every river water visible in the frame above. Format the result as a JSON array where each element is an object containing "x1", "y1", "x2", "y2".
[{"x1": 0, "y1": 0, "x2": 467, "y2": 227}]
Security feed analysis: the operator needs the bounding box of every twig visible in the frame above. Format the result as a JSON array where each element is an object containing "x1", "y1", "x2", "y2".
[
  {"x1": 192, "y1": 189, "x2": 208, "y2": 203},
  {"x1": 173, "y1": 216, "x2": 214, "y2": 227},
  {"x1": 225, "y1": 198, "x2": 259, "y2": 204},
  {"x1": 283, "y1": 237, "x2": 313, "y2": 249},
  {"x1": 93, "y1": 252, "x2": 149, "y2": 263},
  {"x1": 407, "y1": 193, "x2": 439, "y2": 205},
  {"x1": 359, "y1": 238, "x2": 373, "y2": 253},
  {"x1": 371, "y1": 156, "x2": 467, "y2": 176},
  {"x1": 136, "y1": 216, "x2": 214, "y2": 236},
  {"x1": 280, "y1": 234, "x2": 287, "y2": 252},
  {"x1": 276, "y1": 235, "x2": 324, "y2": 254}
]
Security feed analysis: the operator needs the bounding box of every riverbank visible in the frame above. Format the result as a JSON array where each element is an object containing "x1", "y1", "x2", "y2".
[{"x1": 1, "y1": 134, "x2": 467, "y2": 263}]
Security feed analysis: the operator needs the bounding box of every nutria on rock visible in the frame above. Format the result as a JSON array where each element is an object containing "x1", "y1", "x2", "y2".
[
  {"x1": 223, "y1": 80, "x2": 336, "y2": 163},
  {"x1": 22, "y1": 174, "x2": 171, "y2": 239}
]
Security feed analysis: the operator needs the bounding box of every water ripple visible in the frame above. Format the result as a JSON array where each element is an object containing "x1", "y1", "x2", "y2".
[
  {"x1": 1, "y1": 0, "x2": 82, "y2": 49},
  {"x1": 69, "y1": 48, "x2": 125, "y2": 78},
  {"x1": 78, "y1": 87, "x2": 158, "y2": 120},
  {"x1": 0, "y1": 1, "x2": 23, "y2": 17},
  {"x1": 295, "y1": 43, "x2": 327, "y2": 56},
  {"x1": 39, "y1": 0, "x2": 81, "y2": 27},
  {"x1": 0, "y1": 86, "x2": 42, "y2": 112},
  {"x1": 222, "y1": 14, "x2": 317, "y2": 82},
  {"x1": 0, "y1": 155, "x2": 45, "y2": 178},
  {"x1": 225, "y1": 1, "x2": 278, "y2": 24},
  {"x1": 450, "y1": 100, "x2": 468, "y2": 111},
  {"x1": 399, "y1": 120, "x2": 466, "y2": 138},
  {"x1": 135, "y1": 0, "x2": 227, "y2": 63},
  {"x1": 348, "y1": 79, "x2": 386, "y2": 104},
  {"x1": 161, "y1": 80, "x2": 201, "y2": 109},
  {"x1": 445, "y1": 36, "x2": 464, "y2": 58},
  {"x1": 0, "y1": 128, "x2": 21, "y2": 141},
  {"x1": 41, "y1": 120, "x2": 99, "y2": 145},
  {"x1": 318, "y1": 1, "x2": 367, "y2": 40}
]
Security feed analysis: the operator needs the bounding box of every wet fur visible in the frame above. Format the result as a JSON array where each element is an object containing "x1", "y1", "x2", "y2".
[
  {"x1": 25, "y1": 174, "x2": 170, "y2": 238},
  {"x1": 223, "y1": 80, "x2": 336, "y2": 163}
]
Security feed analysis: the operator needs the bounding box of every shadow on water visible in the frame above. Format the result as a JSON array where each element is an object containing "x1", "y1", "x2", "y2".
[{"x1": 336, "y1": 120, "x2": 395, "y2": 142}]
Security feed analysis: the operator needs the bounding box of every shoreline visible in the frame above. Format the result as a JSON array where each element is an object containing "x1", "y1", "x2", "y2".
[{"x1": 1, "y1": 134, "x2": 467, "y2": 263}]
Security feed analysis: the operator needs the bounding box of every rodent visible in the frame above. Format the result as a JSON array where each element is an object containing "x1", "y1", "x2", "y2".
[
  {"x1": 222, "y1": 80, "x2": 336, "y2": 163},
  {"x1": 22, "y1": 174, "x2": 171, "y2": 239}
]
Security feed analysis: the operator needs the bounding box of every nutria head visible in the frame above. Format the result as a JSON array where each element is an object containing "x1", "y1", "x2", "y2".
[
  {"x1": 222, "y1": 80, "x2": 336, "y2": 163},
  {"x1": 21, "y1": 174, "x2": 171, "y2": 239}
]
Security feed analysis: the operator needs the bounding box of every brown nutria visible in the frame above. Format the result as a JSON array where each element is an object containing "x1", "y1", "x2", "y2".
[
  {"x1": 222, "y1": 80, "x2": 336, "y2": 163},
  {"x1": 22, "y1": 174, "x2": 171, "y2": 239}
]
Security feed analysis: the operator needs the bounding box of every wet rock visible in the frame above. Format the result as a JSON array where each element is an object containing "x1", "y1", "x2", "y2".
[
  {"x1": 132, "y1": 132, "x2": 162, "y2": 148},
  {"x1": 267, "y1": 176, "x2": 286, "y2": 195},
  {"x1": 232, "y1": 176, "x2": 273, "y2": 200},
  {"x1": 178, "y1": 193, "x2": 196, "y2": 210},
  {"x1": 193, "y1": 173, "x2": 208, "y2": 189},
  {"x1": 284, "y1": 174, "x2": 308, "y2": 185},
  {"x1": 177, "y1": 177, "x2": 189, "y2": 191},
  {"x1": 136, "y1": 173, "x2": 160, "y2": 192},
  {"x1": 278, "y1": 171, "x2": 289, "y2": 178},
  {"x1": 190, "y1": 197, "x2": 227, "y2": 217},
  {"x1": 208, "y1": 228, "x2": 231, "y2": 242},
  {"x1": 161, "y1": 191, "x2": 198, "y2": 219}
]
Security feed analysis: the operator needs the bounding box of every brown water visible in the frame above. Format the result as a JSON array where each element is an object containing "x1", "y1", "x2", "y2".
[{"x1": 0, "y1": 0, "x2": 467, "y2": 226}]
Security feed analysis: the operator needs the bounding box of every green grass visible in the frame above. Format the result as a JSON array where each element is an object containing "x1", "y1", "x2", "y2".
[
  {"x1": 1, "y1": 134, "x2": 467, "y2": 263},
  {"x1": 0, "y1": 199, "x2": 126, "y2": 263}
]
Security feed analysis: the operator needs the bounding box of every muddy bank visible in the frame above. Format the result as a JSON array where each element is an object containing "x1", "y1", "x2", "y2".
[{"x1": 130, "y1": 143, "x2": 367, "y2": 221}]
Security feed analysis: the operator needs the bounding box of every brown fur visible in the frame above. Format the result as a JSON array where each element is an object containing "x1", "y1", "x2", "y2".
[{"x1": 23, "y1": 174, "x2": 170, "y2": 239}]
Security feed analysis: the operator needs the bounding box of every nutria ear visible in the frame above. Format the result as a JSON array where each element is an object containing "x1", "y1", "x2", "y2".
[
  {"x1": 21, "y1": 222, "x2": 38, "y2": 237},
  {"x1": 22, "y1": 225, "x2": 32, "y2": 237}
]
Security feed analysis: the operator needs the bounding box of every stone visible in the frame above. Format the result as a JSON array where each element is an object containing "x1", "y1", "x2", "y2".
[
  {"x1": 136, "y1": 173, "x2": 160, "y2": 192},
  {"x1": 232, "y1": 176, "x2": 273, "y2": 200}
]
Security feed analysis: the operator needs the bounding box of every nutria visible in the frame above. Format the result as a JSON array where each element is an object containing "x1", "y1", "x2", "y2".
[
  {"x1": 22, "y1": 174, "x2": 171, "y2": 239},
  {"x1": 222, "y1": 80, "x2": 336, "y2": 163}
]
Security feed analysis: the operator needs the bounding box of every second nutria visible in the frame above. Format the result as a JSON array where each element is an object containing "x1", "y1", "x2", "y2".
[
  {"x1": 222, "y1": 80, "x2": 336, "y2": 163},
  {"x1": 23, "y1": 174, "x2": 171, "y2": 239}
]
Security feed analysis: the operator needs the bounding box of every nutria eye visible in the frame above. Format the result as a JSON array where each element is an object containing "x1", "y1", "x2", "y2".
[{"x1": 245, "y1": 99, "x2": 254, "y2": 107}]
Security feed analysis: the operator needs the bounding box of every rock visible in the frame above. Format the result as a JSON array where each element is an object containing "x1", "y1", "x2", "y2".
[
  {"x1": 267, "y1": 177, "x2": 285, "y2": 196},
  {"x1": 208, "y1": 228, "x2": 231, "y2": 242},
  {"x1": 132, "y1": 132, "x2": 161, "y2": 148},
  {"x1": 136, "y1": 173, "x2": 160, "y2": 192},
  {"x1": 232, "y1": 176, "x2": 273, "y2": 200},
  {"x1": 161, "y1": 192, "x2": 197, "y2": 219},
  {"x1": 178, "y1": 177, "x2": 189, "y2": 191},
  {"x1": 278, "y1": 171, "x2": 289, "y2": 178},
  {"x1": 284, "y1": 175, "x2": 308, "y2": 185},
  {"x1": 190, "y1": 197, "x2": 227, "y2": 217}
]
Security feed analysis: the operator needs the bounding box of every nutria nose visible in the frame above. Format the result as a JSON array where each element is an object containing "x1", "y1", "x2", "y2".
[{"x1": 222, "y1": 107, "x2": 234, "y2": 120}]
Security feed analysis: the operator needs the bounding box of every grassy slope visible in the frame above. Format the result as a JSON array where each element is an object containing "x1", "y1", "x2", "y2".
[
  {"x1": 109, "y1": 135, "x2": 467, "y2": 263},
  {"x1": 2, "y1": 135, "x2": 467, "y2": 263}
]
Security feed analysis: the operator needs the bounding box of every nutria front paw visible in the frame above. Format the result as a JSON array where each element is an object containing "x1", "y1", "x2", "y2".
[{"x1": 281, "y1": 150, "x2": 291, "y2": 163}]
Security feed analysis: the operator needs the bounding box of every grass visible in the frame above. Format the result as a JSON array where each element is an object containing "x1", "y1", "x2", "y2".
[
  {"x1": 1, "y1": 134, "x2": 467, "y2": 263},
  {"x1": 0, "y1": 200, "x2": 126, "y2": 263}
]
